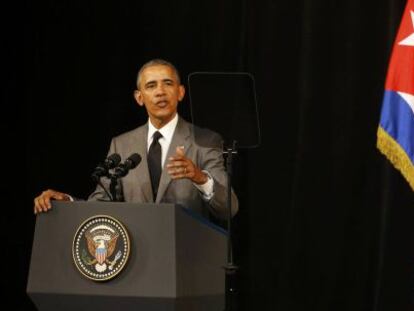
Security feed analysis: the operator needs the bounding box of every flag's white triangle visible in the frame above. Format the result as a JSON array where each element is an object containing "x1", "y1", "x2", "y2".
[
  {"x1": 398, "y1": 11, "x2": 414, "y2": 46},
  {"x1": 398, "y1": 91, "x2": 414, "y2": 114}
]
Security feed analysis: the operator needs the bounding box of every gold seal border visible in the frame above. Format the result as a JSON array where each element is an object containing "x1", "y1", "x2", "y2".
[{"x1": 72, "y1": 214, "x2": 131, "y2": 282}]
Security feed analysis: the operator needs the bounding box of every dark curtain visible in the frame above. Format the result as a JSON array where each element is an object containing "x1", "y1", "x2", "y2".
[{"x1": 5, "y1": 0, "x2": 414, "y2": 310}]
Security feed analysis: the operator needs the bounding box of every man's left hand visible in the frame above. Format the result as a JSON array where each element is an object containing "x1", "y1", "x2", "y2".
[{"x1": 166, "y1": 146, "x2": 208, "y2": 185}]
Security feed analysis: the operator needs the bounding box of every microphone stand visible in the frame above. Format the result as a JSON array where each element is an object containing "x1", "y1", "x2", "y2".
[
  {"x1": 92, "y1": 173, "x2": 114, "y2": 202},
  {"x1": 109, "y1": 175, "x2": 119, "y2": 202},
  {"x1": 106, "y1": 153, "x2": 141, "y2": 202},
  {"x1": 223, "y1": 140, "x2": 238, "y2": 311}
]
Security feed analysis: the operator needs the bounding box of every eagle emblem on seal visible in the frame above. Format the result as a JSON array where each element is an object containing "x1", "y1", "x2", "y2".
[{"x1": 85, "y1": 226, "x2": 120, "y2": 272}]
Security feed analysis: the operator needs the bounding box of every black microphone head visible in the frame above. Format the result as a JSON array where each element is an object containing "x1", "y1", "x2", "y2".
[
  {"x1": 113, "y1": 153, "x2": 141, "y2": 178},
  {"x1": 105, "y1": 153, "x2": 121, "y2": 169},
  {"x1": 125, "y1": 153, "x2": 141, "y2": 169},
  {"x1": 92, "y1": 153, "x2": 121, "y2": 182}
]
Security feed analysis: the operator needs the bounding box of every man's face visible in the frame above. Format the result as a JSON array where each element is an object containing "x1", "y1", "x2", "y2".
[{"x1": 134, "y1": 64, "x2": 185, "y2": 128}]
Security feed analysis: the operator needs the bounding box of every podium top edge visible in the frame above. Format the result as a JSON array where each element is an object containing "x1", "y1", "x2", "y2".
[{"x1": 50, "y1": 201, "x2": 228, "y2": 236}]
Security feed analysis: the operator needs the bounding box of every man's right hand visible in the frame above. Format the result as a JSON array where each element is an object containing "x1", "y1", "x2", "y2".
[{"x1": 34, "y1": 189, "x2": 70, "y2": 214}]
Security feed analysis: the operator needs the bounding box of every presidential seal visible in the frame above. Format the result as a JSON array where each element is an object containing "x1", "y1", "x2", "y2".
[{"x1": 72, "y1": 215, "x2": 130, "y2": 281}]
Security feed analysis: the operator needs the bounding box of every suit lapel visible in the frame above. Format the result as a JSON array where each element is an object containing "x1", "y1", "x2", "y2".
[
  {"x1": 130, "y1": 124, "x2": 153, "y2": 202},
  {"x1": 156, "y1": 118, "x2": 192, "y2": 203}
]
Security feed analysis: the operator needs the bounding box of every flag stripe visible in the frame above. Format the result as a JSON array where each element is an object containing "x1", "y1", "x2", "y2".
[{"x1": 379, "y1": 90, "x2": 414, "y2": 161}]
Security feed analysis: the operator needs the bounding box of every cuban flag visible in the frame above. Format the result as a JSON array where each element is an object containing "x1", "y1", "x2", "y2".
[{"x1": 377, "y1": 0, "x2": 414, "y2": 191}]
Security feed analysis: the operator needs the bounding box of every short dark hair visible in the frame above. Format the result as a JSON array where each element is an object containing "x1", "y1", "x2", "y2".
[{"x1": 136, "y1": 59, "x2": 181, "y2": 89}]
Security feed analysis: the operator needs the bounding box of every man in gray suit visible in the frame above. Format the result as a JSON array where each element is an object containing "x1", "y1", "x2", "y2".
[{"x1": 34, "y1": 59, "x2": 238, "y2": 220}]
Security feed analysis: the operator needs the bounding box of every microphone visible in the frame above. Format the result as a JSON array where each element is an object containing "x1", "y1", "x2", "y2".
[
  {"x1": 91, "y1": 153, "x2": 121, "y2": 181},
  {"x1": 113, "y1": 153, "x2": 142, "y2": 178}
]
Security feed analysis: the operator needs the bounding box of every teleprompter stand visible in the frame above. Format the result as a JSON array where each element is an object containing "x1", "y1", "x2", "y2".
[
  {"x1": 223, "y1": 141, "x2": 238, "y2": 311},
  {"x1": 188, "y1": 72, "x2": 261, "y2": 311}
]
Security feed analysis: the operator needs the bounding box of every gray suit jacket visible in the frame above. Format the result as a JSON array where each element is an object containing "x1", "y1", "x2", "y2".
[{"x1": 88, "y1": 117, "x2": 238, "y2": 220}]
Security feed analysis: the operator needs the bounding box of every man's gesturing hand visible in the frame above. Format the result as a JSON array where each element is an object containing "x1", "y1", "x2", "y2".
[{"x1": 167, "y1": 146, "x2": 208, "y2": 185}]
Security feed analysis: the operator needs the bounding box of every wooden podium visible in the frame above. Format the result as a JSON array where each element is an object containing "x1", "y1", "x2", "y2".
[{"x1": 27, "y1": 202, "x2": 227, "y2": 310}]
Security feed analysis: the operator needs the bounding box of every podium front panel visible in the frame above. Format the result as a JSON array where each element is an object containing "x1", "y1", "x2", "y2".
[{"x1": 27, "y1": 202, "x2": 227, "y2": 310}]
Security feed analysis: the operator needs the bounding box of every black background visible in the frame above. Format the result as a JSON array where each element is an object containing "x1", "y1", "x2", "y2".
[{"x1": 3, "y1": 0, "x2": 414, "y2": 310}]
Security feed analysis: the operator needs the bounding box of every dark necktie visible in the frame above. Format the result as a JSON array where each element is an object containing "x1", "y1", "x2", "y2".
[{"x1": 148, "y1": 131, "x2": 163, "y2": 201}]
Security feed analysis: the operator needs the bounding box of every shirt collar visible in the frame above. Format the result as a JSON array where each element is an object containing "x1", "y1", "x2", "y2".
[{"x1": 147, "y1": 114, "x2": 179, "y2": 144}]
